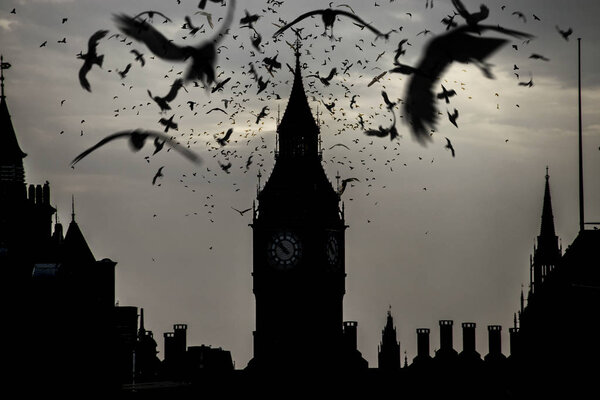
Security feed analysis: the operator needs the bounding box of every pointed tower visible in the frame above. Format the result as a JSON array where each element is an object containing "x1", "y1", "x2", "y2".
[
  {"x1": 378, "y1": 308, "x2": 401, "y2": 371},
  {"x1": 0, "y1": 55, "x2": 26, "y2": 202},
  {"x1": 248, "y1": 44, "x2": 347, "y2": 370},
  {"x1": 530, "y1": 168, "x2": 562, "y2": 294}
]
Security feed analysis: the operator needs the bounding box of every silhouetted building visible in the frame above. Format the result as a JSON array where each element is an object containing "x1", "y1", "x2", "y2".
[
  {"x1": 1, "y1": 68, "x2": 118, "y2": 393},
  {"x1": 378, "y1": 309, "x2": 401, "y2": 371},
  {"x1": 247, "y1": 47, "x2": 357, "y2": 371}
]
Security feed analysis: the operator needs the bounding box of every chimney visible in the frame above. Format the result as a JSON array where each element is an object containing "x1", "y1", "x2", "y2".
[
  {"x1": 509, "y1": 327, "x2": 520, "y2": 358},
  {"x1": 343, "y1": 321, "x2": 358, "y2": 352},
  {"x1": 173, "y1": 324, "x2": 188, "y2": 359},
  {"x1": 462, "y1": 322, "x2": 476, "y2": 353},
  {"x1": 164, "y1": 332, "x2": 175, "y2": 362},
  {"x1": 487, "y1": 325, "x2": 502, "y2": 356},
  {"x1": 35, "y1": 184, "x2": 42, "y2": 205},
  {"x1": 43, "y1": 181, "x2": 50, "y2": 204},
  {"x1": 439, "y1": 320, "x2": 454, "y2": 351},
  {"x1": 416, "y1": 328, "x2": 430, "y2": 358}
]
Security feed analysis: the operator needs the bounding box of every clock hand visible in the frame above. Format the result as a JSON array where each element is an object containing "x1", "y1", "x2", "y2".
[{"x1": 277, "y1": 242, "x2": 291, "y2": 255}]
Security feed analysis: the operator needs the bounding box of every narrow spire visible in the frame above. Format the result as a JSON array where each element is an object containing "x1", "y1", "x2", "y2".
[
  {"x1": 139, "y1": 308, "x2": 146, "y2": 336},
  {"x1": 540, "y1": 167, "x2": 556, "y2": 238},
  {"x1": 71, "y1": 194, "x2": 76, "y2": 222},
  {"x1": 0, "y1": 54, "x2": 8, "y2": 99}
]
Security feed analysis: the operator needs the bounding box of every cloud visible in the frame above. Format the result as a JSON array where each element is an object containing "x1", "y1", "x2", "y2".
[{"x1": 0, "y1": 18, "x2": 19, "y2": 31}]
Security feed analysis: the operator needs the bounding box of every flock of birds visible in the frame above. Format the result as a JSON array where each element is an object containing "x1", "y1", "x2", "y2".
[{"x1": 7, "y1": 0, "x2": 576, "y2": 232}]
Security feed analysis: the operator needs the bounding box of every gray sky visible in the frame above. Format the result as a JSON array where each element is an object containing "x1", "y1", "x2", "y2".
[{"x1": 1, "y1": 0, "x2": 599, "y2": 367}]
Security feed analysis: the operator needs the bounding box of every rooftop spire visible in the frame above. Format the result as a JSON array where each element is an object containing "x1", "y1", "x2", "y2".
[
  {"x1": 71, "y1": 194, "x2": 76, "y2": 222},
  {"x1": 540, "y1": 167, "x2": 556, "y2": 238},
  {"x1": 0, "y1": 54, "x2": 9, "y2": 100}
]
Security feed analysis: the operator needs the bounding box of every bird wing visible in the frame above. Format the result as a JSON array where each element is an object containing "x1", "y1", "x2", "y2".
[
  {"x1": 451, "y1": 0, "x2": 470, "y2": 21},
  {"x1": 87, "y1": 29, "x2": 109, "y2": 54},
  {"x1": 145, "y1": 131, "x2": 202, "y2": 164},
  {"x1": 163, "y1": 79, "x2": 184, "y2": 102},
  {"x1": 325, "y1": 67, "x2": 337, "y2": 80},
  {"x1": 71, "y1": 131, "x2": 135, "y2": 166},
  {"x1": 273, "y1": 9, "x2": 326, "y2": 36},
  {"x1": 123, "y1": 63, "x2": 131, "y2": 74},
  {"x1": 403, "y1": 27, "x2": 519, "y2": 145},
  {"x1": 78, "y1": 61, "x2": 93, "y2": 92},
  {"x1": 332, "y1": 10, "x2": 385, "y2": 36},
  {"x1": 113, "y1": 14, "x2": 190, "y2": 61},
  {"x1": 381, "y1": 90, "x2": 392, "y2": 107}
]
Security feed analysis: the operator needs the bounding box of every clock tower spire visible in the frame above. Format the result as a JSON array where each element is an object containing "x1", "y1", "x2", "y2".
[{"x1": 248, "y1": 47, "x2": 347, "y2": 371}]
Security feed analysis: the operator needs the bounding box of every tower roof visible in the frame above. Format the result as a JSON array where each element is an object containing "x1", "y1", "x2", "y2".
[
  {"x1": 0, "y1": 94, "x2": 27, "y2": 163},
  {"x1": 540, "y1": 167, "x2": 556, "y2": 239},
  {"x1": 277, "y1": 50, "x2": 319, "y2": 156},
  {"x1": 63, "y1": 219, "x2": 96, "y2": 265}
]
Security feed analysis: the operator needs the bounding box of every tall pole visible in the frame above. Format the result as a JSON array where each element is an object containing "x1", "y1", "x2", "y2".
[{"x1": 577, "y1": 38, "x2": 584, "y2": 233}]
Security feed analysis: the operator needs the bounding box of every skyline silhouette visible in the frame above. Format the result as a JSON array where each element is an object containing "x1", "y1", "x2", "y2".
[{"x1": 0, "y1": 0, "x2": 599, "y2": 374}]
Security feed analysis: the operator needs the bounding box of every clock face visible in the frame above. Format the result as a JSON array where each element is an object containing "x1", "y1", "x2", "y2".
[
  {"x1": 267, "y1": 232, "x2": 302, "y2": 269},
  {"x1": 326, "y1": 233, "x2": 340, "y2": 268}
]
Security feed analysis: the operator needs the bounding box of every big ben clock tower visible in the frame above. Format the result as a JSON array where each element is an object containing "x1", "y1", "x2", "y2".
[{"x1": 247, "y1": 47, "x2": 347, "y2": 371}]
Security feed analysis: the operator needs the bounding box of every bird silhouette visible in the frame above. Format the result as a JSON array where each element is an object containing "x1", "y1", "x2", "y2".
[
  {"x1": 512, "y1": 11, "x2": 527, "y2": 23},
  {"x1": 437, "y1": 85, "x2": 457, "y2": 103},
  {"x1": 255, "y1": 106, "x2": 269, "y2": 123},
  {"x1": 556, "y1": 25, "x2": 573, "y2": 41},
  {"x1": 273, "y1": 8, "x2": 387, "y2": 39},
  {"x1": 215, "y1": 128, "x2": 233, "y2": 146},
  {"x1": 130, "y1": 49, "x2": 146, "y2": 66},
  {"x1": 338, "y1": 177, "x2": 359, "y2": 196},
  {"x1": 231, "y1": 206, "x2": 252, "y2": 216},
  {"x1": 158, "y1": 114, "x2": 178, "y2": 132},
  {"x1": 219, "y1": 161, "x2": 232, "y2": 173},
  {"x1": 306, "y1": 67, "x2": 337, "y2": 86},
  {"x1": 329, "y1": 143, "x2": 351, "y2": 150},
  {"x1": 152, "y1": 166, "x2": 165, "y2": 185},
  {"x1": 207, "y1": 107, "x2": 228, "y2": 115},
  {"x1": 381, "y1": 91, "x2": 396, "y2": 111},
  {"x1": 114, "y1": 0, "x2": 235, "y2": 87},
  {"x1": 401, "y1": 22, "x2": 533, "y2": 144},
  {"x1": 148, "y1": 78, "x2": 186, "y2": 112},
  {"x1": 132, "y1": 11, "x2": 172, "y2": 23},
  {"x1": 194, "y1": 10, "x2": 214, "y2": 29},
  {"x1": 118, "y1": 63, "x2": 132, "y2": 78},
  {"x1": 452, "y1": 0, "x2": 489, "y2": 27},
  {"x1": 152, "y1": 137, "x2": 165, "y2": 155},
  {"x1": 368, "y1": 71, "x2": 387, "y2": 87},
  {"x1": 211, "y1": 76, "x2": 231, "y2": 93},
  {"x1": 70, "y1": 129, "x2": 201, "y2": 166},
  {"x1": 447, "y1": 108, "x2": 459, "y2": 128},
  {"x1": 529, "y1": 53, "x2": 550, "y2": 61},
  {"x1": 393, "y1": 39, "x2": 408, "y2": 63},
  {"x1": 77, "y1": 29, "x2": 109, "y2": 92},
  {"x1": 240, "y1": 10, "x2": 260, "y2": 28},
  {"x1": 183, "y1": 15, "x2": 203, "y2": 36},
  {"x1": 444, "y1": 137, "x2": 455, "y2": 157}
]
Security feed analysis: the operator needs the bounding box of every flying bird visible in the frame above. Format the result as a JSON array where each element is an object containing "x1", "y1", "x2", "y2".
[
  {"x1": 148, "y1": 79, "x2": 186, "y2": 112},
  {"x1": 215, "y1": 128, "x2": 233, "y2": 146},
  {"x1": 152, "y1": 166, "x2": 165, "y2": 185},
  {"x1": 393, "y1": 39, "x2": 408, "y2": 63},
  {"x1": 211, "y1": 76, "x2": 231, "y2": 93},
  {"x1": 452, "y1": 0, "x2": 489, "y2": 27},
  {"x1": 70, "y1": 129, "x2": 200, "y2": 167},
  {"x1": 529, "y1": 53, "x2": 550, "y2": 61},
  {"x1": 130, "y1": 49, "x2": 146, "y2": 66},
  {"x1": 367, "y1": 71, "x2": 387, "y2": 87},
  {"x1": 183, "y1": 15, "x2": 203, "y2": 36},
  {"x1": 194, "y1": 10, "x2": 214, "y2": 29},
  {"x1": 329, "y1": 143, "x2": 351, "y2": 150},
  {"x1": 436, "y1": 85, "x2": 457, "y2": 103},
  {"x1": 556, "y1": 25, "x2": 573, "y2": 41},
  {"x1": 512, "y1": 11, "x2": 527, "y2": 23},
  {"x1": 207, "y1": 107, "x2": 228, "y2": 114},
  {"x1": 338, "y1": 177, "x2": 359, "y2": 196},
  {"x1": 231, "y1": 206, "x2": 252, "y2": 216},
  {"x1": 401, "y1": 22, "x2": 533, "y2": 144},
  {"x1": 158, "y1": 114, "x2": 178, "y2": 132},
  {"x1": 117, "y1": 63, "x2": 132, "y2": 78},
  {"x1": 447, "y1": 108, "x2": 459, "y2": 128},
  {"x1": 240, "y1": 10, "x2": 260, "y2": 27},
  {"x1": 114, "y1": 0, "x2": 236, "y2": 87},
  {"x1": 255, "y1": 106, "x2": 269, "y2": 123},
  {"x1": 272, "y1": 8, "x2": 387, "y2": 39},
  {"x1": 381, "y1": 90, "x2": 396, "y2": 111},
  {"x1": 444, "y1": 137, "x2": 455, "y2": 157},
  {"x1": 77, "y1": 29, "x2": 109, "y2": 92},
  {"x1": 306, "y1": 67, "x2": 337, "y2": 86},
  {"x1": 132, "y1": 10, "x2": 172, "y2": 23}
]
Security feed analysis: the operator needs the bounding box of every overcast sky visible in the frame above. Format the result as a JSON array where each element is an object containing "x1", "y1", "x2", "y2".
[{"x1": 1, "y1": 0, "x2": 599, "y2": 368}]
